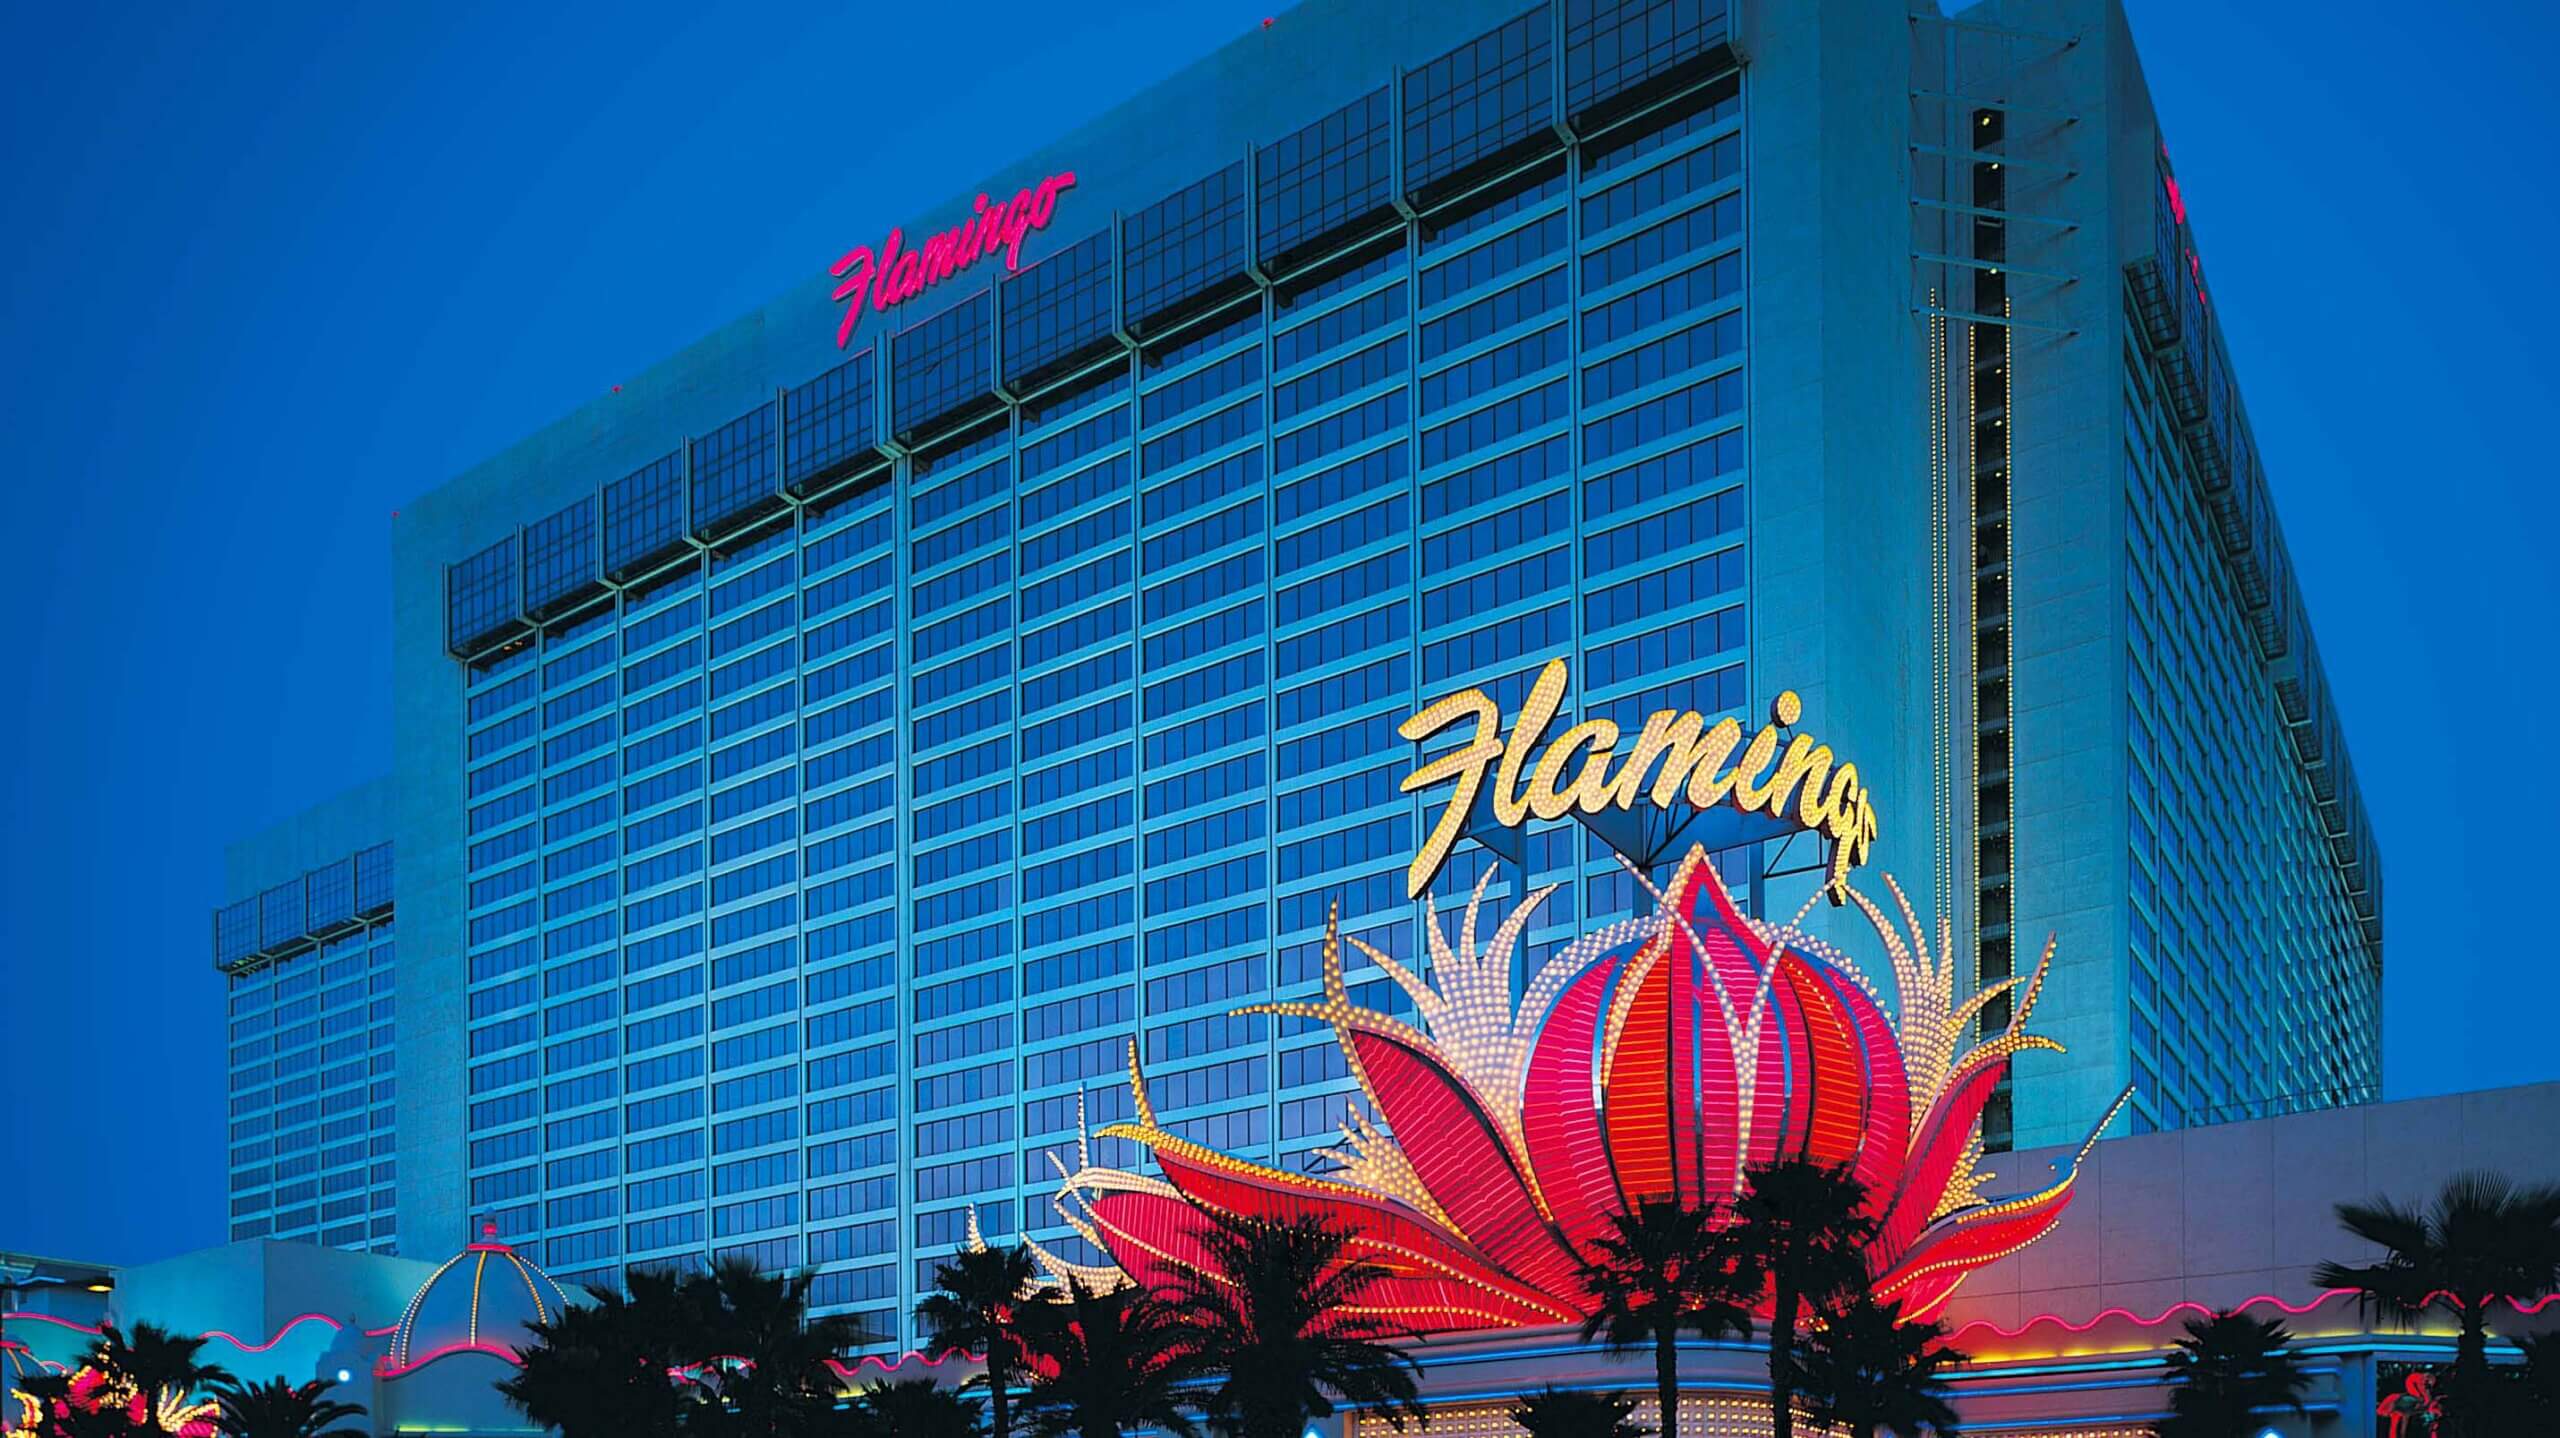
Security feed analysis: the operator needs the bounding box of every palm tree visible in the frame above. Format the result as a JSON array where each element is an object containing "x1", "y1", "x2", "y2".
[
  {"x1": 915, "y1": 1244, "x2": 1039, "y2": 1438},
  {"x1": 505, "y1": 1260, "x2": 872, "y2": 1438},
  {"x1": 1016, "y1": 1278, "x2": 1202, "y2": 1438},
  {"x1": 96, "y1": 1321, "x2": 236, "y2": 1423},
  {"x1": 1731, "y1": 1159, "x2": 1881, "y2": 1438},
  {"x1": 206, "y1": 1376, "x2": 368, "y2": 1438},
  {"x1": 2436, "y1": 1329, "x2": 2560, "y2": 1434},
  {"x1": 13, "y1": 1368, "x2": 125, "y2": 1438},
  {"x1": 838, "y1": 1378, "x2": 982, "y2": 1438},
  {"x1": 499, "y1": 1267, "x2": 702, "y2": 1437},
  {"x1": 2313, "y1": 1170, "x2": 2560, "y2": 1424},
  {"x1": 1571, "y1": 1198, "x2": 1757, "y2": 1437},
  {"x1": 1510, "y1": 1385, "x2": 1652, "y2": 1438},
  {"x1": 2509, "y1": 1332, "x2": 2560, "y2": 1427},
  {"x1": 1792, "y1": 1294, "x2": 1963, "y2": 1438},
  {"x1": 1163, "y1": 1211, "x2": 1424, "y2": 1438},
  {"x1": 690, "y1": 1258, "x2": 871, "y2": 1436},
  {"x1": 2157, "y1": 1309, "x2": 2309, "y2": 1438}
]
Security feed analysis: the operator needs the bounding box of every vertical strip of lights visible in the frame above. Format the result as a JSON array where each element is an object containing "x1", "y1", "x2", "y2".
[
  {"x1": 1969, "y1": 105, "x2": 2016, "y2": 1153},
  {"x1": 1928, "y1": 291, "x2": 1951, "y2": 930}
]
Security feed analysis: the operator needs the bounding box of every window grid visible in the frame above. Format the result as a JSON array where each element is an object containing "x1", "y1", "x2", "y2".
[
  {"x1": 1122, "y1": 163, "x2": 1250, "y2": 335},
  {"x1": 447, "y1": 536, "x2": 520, "y2": 654},
  {"x1": 1003, "y1": 230, "x2": 1119, "y2": 389},
  {"x1": 524, "y1": 497, "x2": 599, "y2": 616},
  {"x1": 1563, "y1": 0, "x2": 1731, "y2": 126},
  {"x1": 604, "y1": 452, "x2": 689, "y2": 577},
  {"x1": 437, "y1": 36, "x2": 1772, "y2": 1350},
  {"x1": 891, "y1": 292, "x2": 996, "y2": 441},
  {"x1": 784, "y1": 350, "x2": 881, "y2": 486},
  {"x1": 220, "y1": 852, "x2": 398, "y2": 1256},
  {"x1": 691, "y1": 403, "x2": 780, "y2": 537},
  {"x1": 1404, "y1": 8, "x2": 1557, "y2": 199},
  {"x1": 1256, "y1": 87, "x2": 1396, "y2": 269}
]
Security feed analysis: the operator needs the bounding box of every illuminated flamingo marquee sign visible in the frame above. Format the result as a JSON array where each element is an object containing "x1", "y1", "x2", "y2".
[
  {"x1": 1011, "y1": 657, "x2": 2122, "y2": 1335},
  {"x1": 828, "y1": 170, "x2": 1079, "y2": 348},
  {"x1": 1400, "y1": 658, "x2": 1881, "y2": 903}
]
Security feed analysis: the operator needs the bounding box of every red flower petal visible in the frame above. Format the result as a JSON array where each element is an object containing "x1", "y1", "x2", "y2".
[
  {"x1": 1345, "y1": 1028, "x2": 1581, "y2": 1299},
  {"x1": 1154, "y1": 1147, "x2": 1574, "y2": 1326},
  {"x1": 1879, "y1": 1051, "x2": 2013, "y2": 1262},
  {"x1": 1522, "y1": 946, "x2": 1636, "y2": 1261}
]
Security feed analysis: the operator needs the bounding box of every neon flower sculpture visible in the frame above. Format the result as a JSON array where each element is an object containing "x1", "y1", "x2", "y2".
[
  {"x1": 1042, "y1": 846, "x2": 2122, "y2": 1332},
  {"x1": 6, "y1": 1363, "x2": 218, "y2": 1438}
]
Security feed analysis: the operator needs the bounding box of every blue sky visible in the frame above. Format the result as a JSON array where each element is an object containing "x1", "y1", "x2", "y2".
[{"x1": 0, "y1": 1, "x2": 2551, "y2": 1264}]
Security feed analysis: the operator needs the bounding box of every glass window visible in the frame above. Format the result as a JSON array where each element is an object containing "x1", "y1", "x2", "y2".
[
  {"x1": 1256, "y1": 87, "x2": 1395, "y2": 269},
  {"x1": 603, "y1": 451, "x2": 687, "y2": 578},
  {"x1": 1002, "y1": 229, "x2": 1118, "y2": 389},
  {"x1": 691, "y1": 403, "x2": 779, "y2": 536},
  {"x1": 446, "y1": 536, "x2": 521, "y2": 654},
  {"x1": 1403, "y1": 8, "x2": 1556, "y2": 200},
  {"x1": 891, "y1": 292, "x2": 997, "y2": 441},
  {"x1": 1564, "y1": 0, "x2": 1731, "y2": 128},
  {"x1": 783, "y1": 350, "x2": 880, "y2": 488},
  {"x1": 524, "y1": 498, "x2": 599, "y2": 617},
  {"x1": 1122, "y1": 163, "x2": 1250, "y2": 336}
]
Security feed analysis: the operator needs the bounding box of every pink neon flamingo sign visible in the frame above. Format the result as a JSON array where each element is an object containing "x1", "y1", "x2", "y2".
[{"x1": 828, "y1": 172, "x2": 1079, "y2": 348}]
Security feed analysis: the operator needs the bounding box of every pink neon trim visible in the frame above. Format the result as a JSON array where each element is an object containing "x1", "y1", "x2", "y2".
[
  {"x1": 199, "y1": 1312, "x2": 345, "y2": 1352},
  {"x1": 825, "y1": 1347, "x2": 978, "y2": 1380},
  {"x1": 8, "y1": 1310, "x2": 414, "y2": 1353},
  {"x1": 1, "y1": 1313, "x2": 103, "y2": 1336},
  {"x1": 672, "y1": 1348, "x2": 977, "y2": 1384},
  {"x1": 381, "y1": 1342, "x2": 978, "y2": 1381},
  {"x1": 1949, "y1": 1288, "x2": 2560, "y2": 1343},
  {"x1": 2, "y1": 1308, "x2": 975, "y2": 1382},
  {"x1": 375, "y1": 1339, "x2": 523, "y2": 1378}
]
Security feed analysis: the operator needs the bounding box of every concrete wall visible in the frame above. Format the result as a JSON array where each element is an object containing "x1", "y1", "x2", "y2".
[
  {"x1": 1945, "y1": 1078, "x2": 2560, "y2": 1331},
  {"x1": 222, "y1": 778, "x2": 393, "y2": 901},
  {"x1": 1741, "y1": 0, "x2": 1946, "y2": 945},
  {"x1": 110, "y1": 1239, "x2": 434, "y2": 1359}
]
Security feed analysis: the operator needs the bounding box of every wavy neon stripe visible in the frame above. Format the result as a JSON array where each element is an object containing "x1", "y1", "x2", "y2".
[
  {"x1": 826, "y1": 1348, "x2": 977, "y2": 1380},
  {"x1": 3, "y1": 1310, "x2": 353, "y2": 1354},
  {"x1": 0, "y1": 1312, "x2": 102, "y2": 1336},
  {"x1": 1949, "y1": 1288, "x2": 2560, "y2": 1343},
  {"x1": 199, "y1": 1312, "x2": 346, "y2": 1352},
  {"x1": 379, "y1": 1341, "x2": 984, "y2": 1382},
  {"x1": 375, "y1": 1339, "x2": 522, "y2": 1378},
  {"x1": 10, "y1": 1309, "x2": 974, "y2": 1383}
]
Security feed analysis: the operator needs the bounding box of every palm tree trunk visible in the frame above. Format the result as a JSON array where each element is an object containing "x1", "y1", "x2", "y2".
[
  {"x1": 989, "y1": 1356, "x2": 1008, "y2": 1438},
  {"x1": 1657, "y1": 1325, "x2": 1681, "y2": 1438},
  {"x1": 1769, "y1": 1277, "x2": 1798, "y2": 1438},
  {"x1": 2454, "y1": 1299, "x2": 2491, "y2": 1426}
]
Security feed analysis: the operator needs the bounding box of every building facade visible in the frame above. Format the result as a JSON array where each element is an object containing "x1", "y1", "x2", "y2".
[
  {"x1": 210, "y1": 782, "x2": 401, "y2": 1255},
  {"x1": 1904, "y1": 0, "x2": 2381, "y2": 1149},
  {"x1": 36, "y1": 1081, "x2": 2555, "y2": 1438},
  {"x1": 179, "y1": 0, "x2": 2373, "y2": 1354},
  {"x1": 393, "y1": 0, "x2": 1942, "y2": 1351}
]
